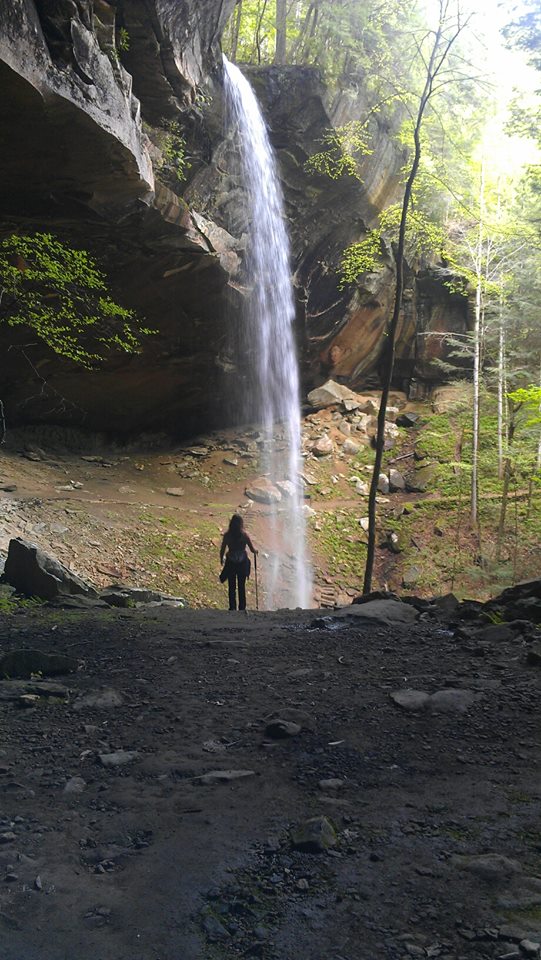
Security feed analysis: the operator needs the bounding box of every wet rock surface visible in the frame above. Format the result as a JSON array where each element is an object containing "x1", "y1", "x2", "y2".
[{"x1": 0, "y1": 600, "x2": 539, "y2": 959}]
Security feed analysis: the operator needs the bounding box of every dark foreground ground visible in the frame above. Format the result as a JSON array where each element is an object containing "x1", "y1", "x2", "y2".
[{"x1": 0, "y1": 602, "x2": 540, "y2": 960}]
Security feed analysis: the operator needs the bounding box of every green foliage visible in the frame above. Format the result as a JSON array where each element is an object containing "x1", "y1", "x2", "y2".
[
  {"x1": 338, "y1": 190, "x2": 444, "y2": 288},
  {"x1": 117, "y1": 27, "x2": 130, "y2": 52},
  {"x1": 159, "y1": 121, "x2": 192, "y2": 183},
  {"x1": 305, "y1": 121, "x2": 372, "y2": 180},
  {"x1": 339, "y1": 232, "x2": 383, "y2": 287},
  {"x1": 507, "y1": 385, "x2": 541, "y2": 425},
  {"x1": 0, "y1": 233, "x2": 155, "y2": 367},
  {"x1": 0, "y1": 594, "x2": 45, "y2": 615}
]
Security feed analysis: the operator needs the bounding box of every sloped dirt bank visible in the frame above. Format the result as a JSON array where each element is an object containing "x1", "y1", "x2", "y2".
[{"x1": 0, "y1": 601, "x2": 539, "y2": 959}]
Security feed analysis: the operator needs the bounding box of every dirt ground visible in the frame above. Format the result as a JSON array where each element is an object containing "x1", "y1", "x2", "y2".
[{"x1": 0, "y1": 600, "x2": 540, "y2": 960}]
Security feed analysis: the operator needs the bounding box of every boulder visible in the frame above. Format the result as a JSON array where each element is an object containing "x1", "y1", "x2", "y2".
[
  {"x1": 307, "y1": 380, "x2": 358, "y2": 408},
  {"x1": 526, "y1": 645, "x2": 541, "y2": 667},
  {"x1": 483, "y1": 579, "x2": 541, "y2": 624},
  {"x1": 245, "y1": 478, "x2": 282, "y2": 504},
  {"x1": 291, "y1": 816, "x2": 336, "y2": 853},
  {"x1": 275, "y1": 480, "x2": 296, "y2": 498},
  {"x1": 312, "y1": 435, "x2": 334, "y2": 457},
  {"x1": 3, "y1": 538, "x2": 97, "y2": 601},
  {"x1": 388, "y1": 468, "x2": 406, "y2": 492},
  {"x1": 377, "y1": 473, "x2": 390, "y2": 494},
  {"x1": 390, "y1": 690, "x2": 430, "y2": 712},
  {"x1": 397, "y1": 412, "x2": 420, "y2": 428},
  {"x1": 99, "y1": 750, "x2": 139, "y2": 768},
  {"x1": 342, "y1": 439, "x2": 361, "y2": 455},
  {"x1": 100, "y1": 585, "x2": 187, "y2": 608},
  {"x1": 264, "y1": 719, "x2": 301, "y2": 739},
  {"x1": 0, "y1": 649, "x2": 77, "y2": 680},
  {"x1": 406, "y1": 463, "x2": 438, "y2": 492},
  {"x1": 335, "y1": 599, "x2": 418, "y2": 625},
  {"x1": 429, "y1": 689, "x2": 475, "y2": 714},
  {"x1": 402, "y1": 566, "x2": 422, "y2": 588}
]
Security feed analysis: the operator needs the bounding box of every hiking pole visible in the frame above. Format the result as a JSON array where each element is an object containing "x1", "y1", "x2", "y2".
[{"x1": 254, "y1": 553, "x2": 259, "y2": 611}]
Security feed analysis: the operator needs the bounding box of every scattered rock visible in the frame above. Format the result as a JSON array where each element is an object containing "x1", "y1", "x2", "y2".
[
  {"x1": 73, "y1": 689, "x2": 124, "y2": 710},
  {"x1": 202, "y1": 913, "x2": 230, "y2": 942},
  {"x1": 199, "y1": 770, "x2": 256, "y2": 785},
  {"x1": 291, "y1": 816, "x2": 336, "y2": 853},
  {"x1": 166, "y1": 487, "x2": 185, "y2": 497},
  {"x1": 429, "y1": 689, "x2": 475, "y2": 714},
  {"x1": 342, "y1": 439, "x2": 360, "y2": 455},
  {"x1": 453, "y1": 854, "x2": 522, "y2": 883},
  {"x1": 526, "y1": 645, "x2": 541, "y2": 667},
  {"x1": 312, "y1": 435, "x2": 334, "y2": 457},
  {"x1": 318, "y1": 779, "x2": 344, "y2": 791},
  {"x1": 275, "y1": 480, "x2": 296, "y2": 498},
  {"x1": 396, "y1": 413, "x2": 420, "y2": 427},
  {"x1": 388, "y1": 468, "x2": 406, "y2": 492},
  {"x1": 377, "y1": 473, "x2": 389, "y2": 494},
  {"x1": 476, "y1": 623, "x2": 517, "y2": 642},
  {"x1": 63, "y1": 776, "x2": 87, "y2": 794},
  {"x1": 402, "y1": 566, "x2": 422, "y2": 589},
  {"x1": 264, "y1": 719, "x2": 301, "y2": 739},
  {"x1": 406, "y1": 463, "x2": 438, "y2": 492},
  {"x1": 245, "y1": 478, "x2": 282, "y2": 504},
  {"x1": 98, "y1": 750, "x2": 139, "y2": 768},
  {"x1": 520, "y1": 941, "x2": 541, "y2": 958},
  {"x1": 187, "y1": 446, "x2": 209, "y2": 458},
  {"x1": 390, "y1": 690, "x2": 430, "y2": 712}
]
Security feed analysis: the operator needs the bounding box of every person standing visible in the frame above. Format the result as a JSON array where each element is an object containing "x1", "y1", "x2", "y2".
[{"x1": 219, "y1": 514, "x2": 257, "y2": 611}]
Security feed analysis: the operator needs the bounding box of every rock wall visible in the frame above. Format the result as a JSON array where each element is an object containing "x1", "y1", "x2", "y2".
[
  {"x1": 227, "y1": 66, "x2": 468, "y2": 394},
  {"x1": 0, "y1": 2, "x2": 468, "y2": 436},
  {"x1": 0, "y1": 0, "x2": 239, "y2": 435}
]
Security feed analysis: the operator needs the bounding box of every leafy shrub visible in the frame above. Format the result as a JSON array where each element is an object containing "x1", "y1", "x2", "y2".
[{"x1": 0, "y1": 233, "x2": 155, "y2": 367}]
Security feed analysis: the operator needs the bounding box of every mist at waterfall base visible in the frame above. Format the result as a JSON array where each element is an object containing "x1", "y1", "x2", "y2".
[{"x1": 222, "y1": 56, "x2": 312, "y2": 610}]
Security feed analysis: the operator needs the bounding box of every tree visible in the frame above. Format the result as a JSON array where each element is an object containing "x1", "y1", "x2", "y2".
[
  {"x1": 496, "y1": 384, "x2": 541, "y2": 560},
  {"x1": 362, "y1": 1, "x2": 470, "y2": 594},
  {"x1": 0, "y1": 233, "x2": 153, "y2": 368},
  {"x1": 274, "y1": 0, "x2": 287, "y2": 64}
]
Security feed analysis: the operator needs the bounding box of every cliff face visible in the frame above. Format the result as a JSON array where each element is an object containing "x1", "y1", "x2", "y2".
[
  {"x1": 0, "y1": 2, "x2": 467, "y2": 435},
  {"x1": 226, "y1": 67, "x2": 468, "y2": 395}
]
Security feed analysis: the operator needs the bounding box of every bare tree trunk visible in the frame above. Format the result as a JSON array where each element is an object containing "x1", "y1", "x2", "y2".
[
  {"x1": 496, "y1": 457, "x2": 511, "y2": 561},
  {"x1": 275, "y1": 0, "x2": 287, "y2": 63},
  {"x1": 537, "y1": 359, "x2": 541, "y2": 471},
  {"x1": 291, "y1": 2, "x2": 314, "y2": 61},
  {"x1": 471, "y1": 158, "x2": 485, "y2": 528},
  {"x1": 254, "y1": 0, "x2": 269, "y2": 64},
  {"x1": 363, "y1": 3, "x2": 467, "y2": 594},
  {"x1": 230, "y1": 0, "x2": 243, "y2": 61},
  {"x1": 497, "y1": 291, "x2": 505, "y2": 481}
]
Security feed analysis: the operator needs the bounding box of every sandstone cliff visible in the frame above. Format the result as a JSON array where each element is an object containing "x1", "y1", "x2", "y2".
[{"x1": 0, "y1": 0, "x2": 467, "y2": 435}]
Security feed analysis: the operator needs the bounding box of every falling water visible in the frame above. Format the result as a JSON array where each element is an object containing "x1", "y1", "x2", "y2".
[{"x1": 223, "y1": 56, "x2": 311, "y2": 609}]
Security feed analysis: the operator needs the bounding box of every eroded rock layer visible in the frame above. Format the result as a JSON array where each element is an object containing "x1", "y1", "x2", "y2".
[{"x1": 0, "y1": 1, "x2": 467, "y2": 435}]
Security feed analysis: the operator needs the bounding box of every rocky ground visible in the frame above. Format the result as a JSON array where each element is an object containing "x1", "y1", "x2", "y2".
[
  {"x1": 3, "y1": 383, "x2": 539, "y2": 617},
  {"x1": 0, "y1": 595, "x2": 540, "y2": 960}
]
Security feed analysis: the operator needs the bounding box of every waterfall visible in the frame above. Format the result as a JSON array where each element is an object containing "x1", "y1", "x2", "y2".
[{"x1": 223, "y1": 56, "x2": 311, "y2": 609}]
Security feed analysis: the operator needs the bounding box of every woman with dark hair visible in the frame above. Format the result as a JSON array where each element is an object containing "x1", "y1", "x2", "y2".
[{"x1": 219, "y1": 514, "x2": 257, "y2": 611}]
